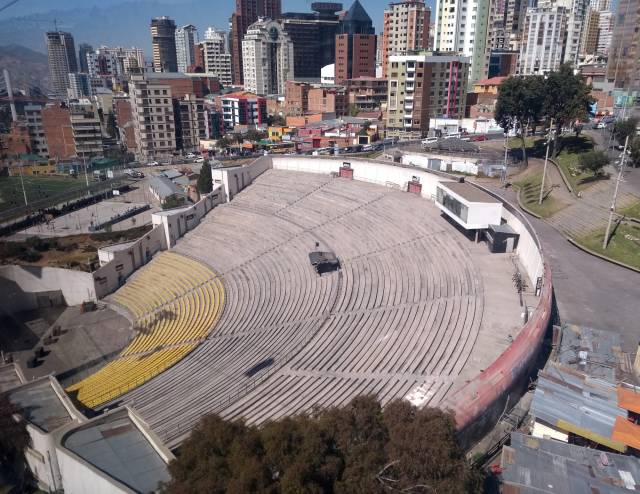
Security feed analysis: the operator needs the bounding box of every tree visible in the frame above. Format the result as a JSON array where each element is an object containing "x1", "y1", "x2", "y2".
[
  {"x1": 347, "y1": 104, "x2": 360, "y2": 117},
  {"x1": 106, "y1": 113, "x2": 118, "y2": 139},
  {"x1": 579, "y1": 150, "x2": 610, "y2": 175},
  {"x1": 612, "y1": 117, "x2": 639, "y2": 146},
  {"x1": 163, "y1": 396, "x2": 482, "y2": 494},
  {"x1": 197, "y1": 162, "x2": 213, "y2": 194},
  {"x1": 543, "y1": 64, "x2": 595, "y2": 157},
  {"x1": 0, "y1": 394, "x2": 33, "y2": 491},
  {"x1": 495, "y1": 75, "x2": 545, "y2": 166},
  {"x1": 628, "y1": 138, "x2": 640, "y2": 168},
  {"x1": 217, "y1": 136, "x2": 231, "y2": 150}
]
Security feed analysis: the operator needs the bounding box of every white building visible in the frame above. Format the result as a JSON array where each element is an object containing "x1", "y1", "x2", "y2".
[
  {"x1": 435, "y1": 181, "x2": 503, "y2": 231},
  {"x1": 199, "y1": 27, "x2": 232, "y2": 86},
  {"x1": 321, "y1": 63, "x2": 335, "y2": 85},
  {"x1": 433, "y1": 0, "x2": 491, "y2": 86},
  {"x1": 242, "y1": 18, "x2": 294, "y2": 95},
  {"x1": 175, "y1": 24, "x2": 198, "y2": 73},
  {"x1": 518, "y1": 6, "x2": 569, "y2": 75},
  {"x1": 129, "y1": 77, "x2": 176, "y2": 159},
  {"x1": 547, "y1": 0, "x2": 590, "y2": 66},
  {"x1": 596, "y1": 10, "x2": 614, "y2": 55},
  {"x1": 67, "y1": 73, "x2": 91, "y2": 99}
]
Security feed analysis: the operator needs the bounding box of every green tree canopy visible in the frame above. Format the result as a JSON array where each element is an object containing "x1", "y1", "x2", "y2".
[
  {"x1": 197, "y1": 161, "x2": 213, "y2": 194},
  {"x1": 612, "y1": 117, "x2": 639, "y2": 146},
  {"x1": 628, "y1": 137, "x2": 640, "y2": 168},
  {"x1": 543, "y1": 64, "x2": 595, "y2": 156},
  {"x1": 164, "y1": 396, "x2": 482, "y2": 493},
  {"x1": 494, "y1": 75, "x2": 545, "y2": 165},
  {"x1": 578, "y1": 150, "x2": 610, "y2": 175}
]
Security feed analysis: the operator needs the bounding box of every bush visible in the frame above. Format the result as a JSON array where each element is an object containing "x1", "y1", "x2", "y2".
[
  {"x1": 17, "y1": 249, "x2": 42, "y2": 262},
  {"x1": 578, "y1": 150, "x2": 610, "y2": 175}
]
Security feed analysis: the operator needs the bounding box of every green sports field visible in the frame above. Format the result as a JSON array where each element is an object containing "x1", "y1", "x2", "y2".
[{"x1": 0, "y1": 175, "x2": 87, "y2": 213}]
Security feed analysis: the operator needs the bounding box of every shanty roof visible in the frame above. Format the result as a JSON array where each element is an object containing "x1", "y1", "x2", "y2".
[
  {"x1": 501, "y1": 432, "x2": 640, "y2": 493},
  {"x1": 530, "y1": 363, "x2": 628, "y2": 452},
  {"x1": 554, "y1": 324, "x2": 626, "y2": 382}
]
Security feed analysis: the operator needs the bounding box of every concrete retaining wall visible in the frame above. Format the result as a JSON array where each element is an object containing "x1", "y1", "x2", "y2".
[{"x1": 0, "y1": 265, "x2": 97, "y2": 306}]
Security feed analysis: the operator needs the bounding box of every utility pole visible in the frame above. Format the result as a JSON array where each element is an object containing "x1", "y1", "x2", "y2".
[
  {"x1": 603, "y1": 135, "x2": 629, "y2": 249},
  {"x1": 539, "y1": 118, "x2": 554, "y2": 205},
  {"x1": 18, "y1": 163, "x2": 28, "y2": 206},
  {"x1": 502, "y1": 121, "x2": 510, "y2": 184}
]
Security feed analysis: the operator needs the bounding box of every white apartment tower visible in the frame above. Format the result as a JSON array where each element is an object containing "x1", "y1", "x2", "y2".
[
  {"x1": 242, "y1": 18, "x2": 294, "y2": 95},
  {"x1": 433, "y1": 0, "x2": 491, "y2": 86},
  {"x1": 549, "y1": 0, "x2": 590, "y2": 66},
  {"x1": 518, "y1": 6, "x2": 568, "y2": 75},
  {"x1": 175, "y1": 24, "x2": 198, "y2": 73},
  {"x1": 129, "y1": 78, "x2": 176, "y2": 159},
  {"x1": 199, "y1": 28, "x2": 233, "y2": 86}
]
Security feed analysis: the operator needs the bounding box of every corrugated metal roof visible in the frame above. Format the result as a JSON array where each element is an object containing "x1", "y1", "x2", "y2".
[
  {"x1": 530, "y1": 363, "x2": 628, "y2": 452},
  {"x1": 617, "y1": 386, "x2": 640, "y2": 414},
  {"x1": 501, "y1": 432, "x2": 640, "y2": 493},
  {"x1": 612, "y1": 416, "x2": 640, "y2": 450},
  {"x1": 556, "y1": 324, "x2": 624, "y2": 382},
  {"x1": 149, "y1": 176, "x2": 187, "y2": 200}
]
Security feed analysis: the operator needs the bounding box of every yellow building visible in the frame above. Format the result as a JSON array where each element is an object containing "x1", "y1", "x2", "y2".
[
  {"x1": 472, "y1": 76, "x2": 507, "y2": 95},
  {"x1": 267, "y1": 126, "x2": 293, "y2": 141},
  {"x1": 8, "y1": 157, "x2": 56, "y2": 176}
]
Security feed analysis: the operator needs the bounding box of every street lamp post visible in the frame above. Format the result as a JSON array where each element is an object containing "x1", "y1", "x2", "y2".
[
  {"x1": 602, "y1": 135, "x2": 630, "y2": 249},
  {"x1": 539, "y1": 118, "x2": 554, "y2": 205}
]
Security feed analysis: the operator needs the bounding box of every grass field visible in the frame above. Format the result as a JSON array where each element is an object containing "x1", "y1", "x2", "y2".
[
  {"x1": 621, "y1": 201, "x2": 640, "y2": 220},
  {"x1": 578, "y1": 222, "x2": 640, "y2": 270},
  {"x1": 514, "y1": 172, "x2": 568, "y2": 218},
  {"x1": 0, "y1": 175, "x2": 87, "y2": 213}
]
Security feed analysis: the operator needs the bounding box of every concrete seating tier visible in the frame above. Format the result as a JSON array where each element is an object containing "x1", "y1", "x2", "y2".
[
  {"x1": 65, "y1": 252, "x2": 224, "y2": 408},
  {"x1": 112, "y1": 170, "x2": 485, "y2": 448}
]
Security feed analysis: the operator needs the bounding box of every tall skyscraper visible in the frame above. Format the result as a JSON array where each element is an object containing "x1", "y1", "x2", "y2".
[
  {"x1": 230, "y1": 0, "x2": 282, "y2": 85},
  {"x1": 433, "y1": 0, "x2": 492, "y2": 85},
  {"x1": 199, "y1": 28, "x2": 233, "y2": 86},
  {"x1": 579, "y1": 7, "x2": 601, "y2": 56},
  {"x1": 175, "y1": 24, "x2": 198, "y2": 73},
  {"x1": 543, "y1": 0, "x2": 589, "y2": 66},
  {"x1": 242, "y1": 18, "x2": 294, "y2": 95},
  {"x1": 596, "y1": 10, "x2": 614, "y2": 55},
  {"x1": 46, "y1": 31, "x2": 78, "y2": 98},
  {"x1": 151, "y1": 16, "x2": 178, "y2": 72},
  {"x1": 606, "y1": 0, "x2": 640, "y2": 90},
  {"x1": 78, "y1": 43, "x2": 93, "y2": 73},
  {"x1": 281, "y1": 3, "x2": 343, "y2": 79},
  {"x1": 518, "y1": 6, "x2": 569, "y2": 75},
  {"x1": 381, "y1": 0, "x2": 431, "y2": 78},
  {"x1": 335, "y1": 0, "x2": 377, "y2": 84}
]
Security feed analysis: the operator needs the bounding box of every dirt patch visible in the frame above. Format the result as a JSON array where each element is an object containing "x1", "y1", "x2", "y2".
[{"x1": 0, "y1": 225, "x2": 153, "y2": 272}]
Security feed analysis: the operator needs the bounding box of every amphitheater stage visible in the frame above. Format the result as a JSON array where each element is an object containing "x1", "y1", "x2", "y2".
[
  {"x1": 8, "y1": 305, "x2": 132, "y2": 384},
  {"x1": 104, "y1": 169, "x2": 530, "y2": 448}
]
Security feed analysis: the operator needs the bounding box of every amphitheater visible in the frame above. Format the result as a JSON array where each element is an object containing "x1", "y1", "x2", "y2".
[{"x1": 65, "y1": 158, "x2": 552, "y2": 449}]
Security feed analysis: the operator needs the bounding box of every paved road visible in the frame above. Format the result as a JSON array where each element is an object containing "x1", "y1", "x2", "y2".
[{"x1": 479, "y1": 182, "x2": 639, "y2": 351}]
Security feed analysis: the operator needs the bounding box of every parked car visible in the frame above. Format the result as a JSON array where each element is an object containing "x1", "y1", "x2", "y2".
[
  {"x1": 471, "y1": 135, "x2": 487, "y2": 142},
  {"x1": 422, "y1": 137, "x2": 439, "y2": 145},
  {"x1": 146, "y1": 161, "x2": 159, "y2": 167},
  {"x1": 185, "y1": 152, "x2": 197, "y2": 159},
  {"x1": 596, "y1": 122, "x2": 607, "y2": 129},
  {"x1": 194, "y1": 157, "x2": 205, "y2": 163},
  {"x1": 443, "y1": 133, "x2": 461, "y2": 139}
]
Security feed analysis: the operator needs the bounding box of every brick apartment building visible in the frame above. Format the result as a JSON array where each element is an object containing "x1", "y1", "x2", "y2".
[
  {"x1": 42, "y1": 104, "x2": 76, "y2": 160},
  {"x1": 346, "y1": 77, "x2": 388, "y2": 112}
]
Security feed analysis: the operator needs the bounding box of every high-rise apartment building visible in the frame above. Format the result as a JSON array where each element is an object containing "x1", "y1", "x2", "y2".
[
  {"x1": 488, "y1": 0, "x2": 528, "y2": 52},
  {"x1": 281, "y1": 3, "x2": 343, "y2": 79},
  {"x1": 542, "y1": 0, "x2": 589, "y2": 66},
  {"x1": 175, "y1": 24, "x2": 198, "y2": 73},
  {"x1": 386, "y1": 54, "x2": 470, "y2": 139},
  {"x1": 433, "y1": 0, "x2": 491, "y2": 85},
  {"x1": 86, "y1": 46, "x2": 145, "y2": 78},
  {"x1": 175, "y1": 94, "x2": 205, "y2": 152},
  {"x1": 151, "y1": 17, "x2": 178, "y2": 73},
  {"x1": 518, "y1": 6, "x2": 569, "y2": 75},
  {"x1": 198, "y1": 28, "x2": 233, "y2": 86},
  {"x1": 68, "y1": 73, "x2": 91, "y2": 99},
  {"x1": 46, "y1": 31, "x2": 78, "y2": 98},
  {"x1": 334, "y1": 1, "x2": 377, "y2": 84},
  {"x1": 606, "y1": 0, "x2": 640, "y2": 90},
  {"x1": 69, "y1": 101, "x2": 103, "y2": 158},
  {"x1": 381, "y1": 0, "x2": 431, "y2": 78},
  {"x1": 242, "y1": 18, "x2": 294, "y2": 95},
  {"x1": 130, "y1": 78, "x2": 177, "y2": 158},
  {"x1": 78, "y1": 43, "x2": 93, "y2": 73},
  {"x1": 579, "y1": 7, "x2": 600, "y2": 56},
  {"x1": 596, "y1": 10, "x2": 614, "y2": 55},
  {"x1": 230, "y1": 0, "x2": 282, "y2": 85}
]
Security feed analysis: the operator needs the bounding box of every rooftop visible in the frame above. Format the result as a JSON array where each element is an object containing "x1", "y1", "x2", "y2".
[
  {"x1": 62, "y1": 408, "x2": 172, "y2": 493},
  {"x1": 501, "y1": 432, "x2": 640, "y2": 493},
  {"x1": 439, "y1": 182, "x2": 501, "y2": 204},
  {"x1": 149, "y1": 176, "x2": 187, "y2": 200},
  {"x1": 474, "y1": 76, "x2": 507, "y2": 86},
  {"x1": 6, "y1": 377, "x2": 73, "y2": 432},
  {"x1": 0, "y1": 363, "x2": 24, "y2": 393}
]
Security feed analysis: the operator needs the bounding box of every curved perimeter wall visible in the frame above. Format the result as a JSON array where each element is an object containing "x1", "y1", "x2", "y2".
[{"x1": 259, "y1": 156, "x2": 552, "y2": 445}]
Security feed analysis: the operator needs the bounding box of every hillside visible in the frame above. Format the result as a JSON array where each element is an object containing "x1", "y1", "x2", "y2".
[{"x1": 0, "y1": 44, "x2": 49, "y2": 92}]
